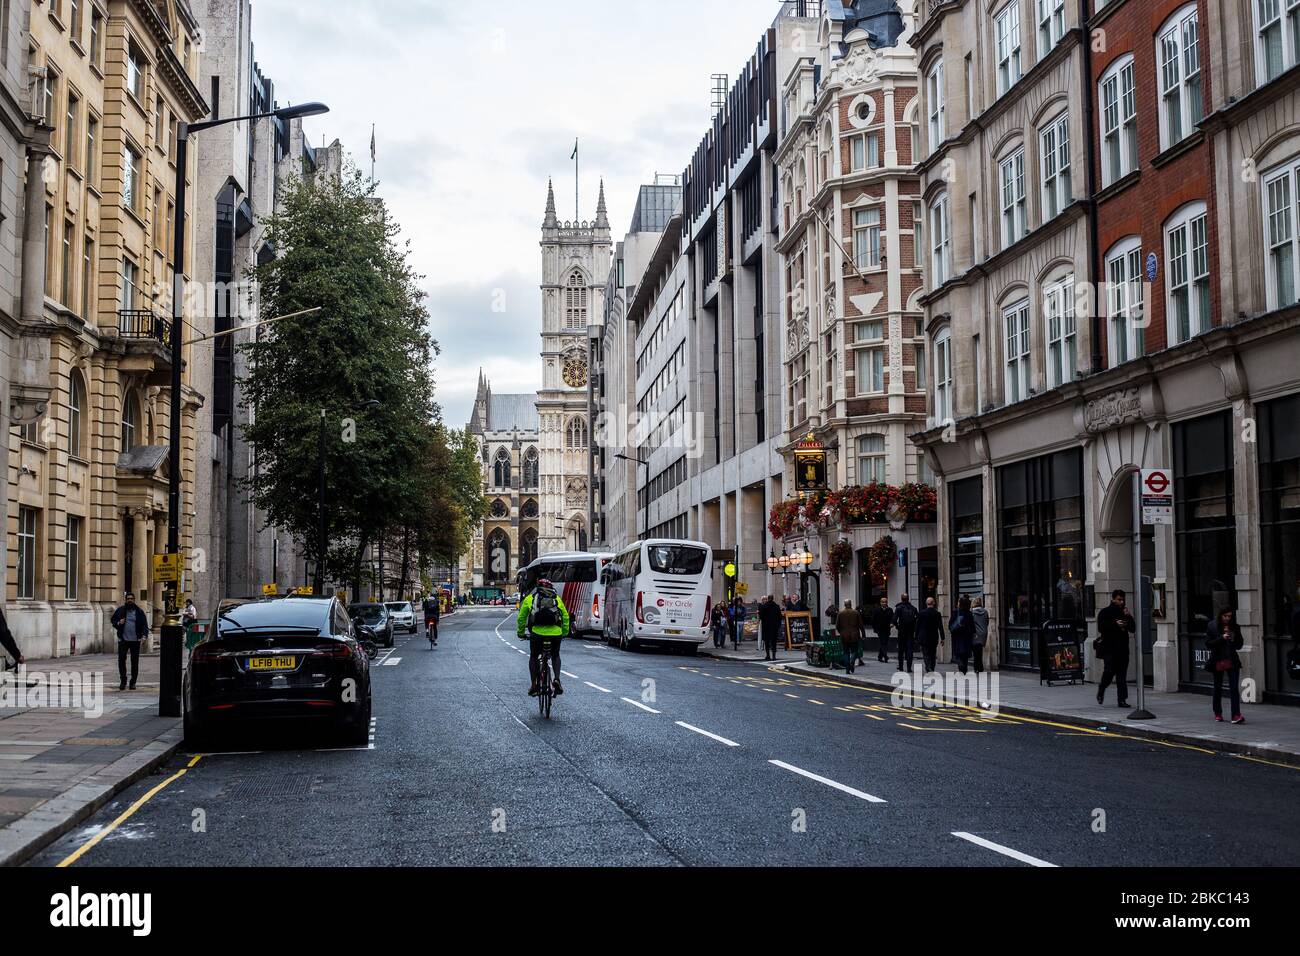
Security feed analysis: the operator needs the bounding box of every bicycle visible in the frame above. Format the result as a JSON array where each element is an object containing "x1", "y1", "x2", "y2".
[
  {"x1": 425, "y1": 617, "x2": 438, "y2": 649},
  {"x1": 535, "y1": 637, "x2": 556, "y2": 719}
]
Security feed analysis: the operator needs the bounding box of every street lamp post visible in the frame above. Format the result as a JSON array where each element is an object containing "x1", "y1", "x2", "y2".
[
  {"x1": 615, "y1": 452, "x2": 649, "y2": 540},
  {"x1": 160, "y1": 102, "x2": 327, "y2": 718}
]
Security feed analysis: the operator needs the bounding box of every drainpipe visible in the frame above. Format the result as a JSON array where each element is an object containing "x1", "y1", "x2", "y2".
[{"x1": 1079, "y1": 1, "x2": 1103, "y2": 375}]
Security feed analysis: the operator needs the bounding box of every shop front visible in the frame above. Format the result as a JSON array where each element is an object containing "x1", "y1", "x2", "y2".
[
  {"x1": 1260, "y1": 392, "x2": 1300, "y2": 701},
  {"x1": 996, "y1": 449, "x2": 1086, "y2": 672}
]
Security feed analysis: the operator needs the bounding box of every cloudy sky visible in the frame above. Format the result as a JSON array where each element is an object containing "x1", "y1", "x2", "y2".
[{"x1": 249, "y1": 0, "x2": 780, "y2": 426}]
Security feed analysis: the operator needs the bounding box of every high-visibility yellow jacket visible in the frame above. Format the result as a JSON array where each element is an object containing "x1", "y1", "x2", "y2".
[{"x1": 517, "y1": 589, "x2": 570, "y2": 638}]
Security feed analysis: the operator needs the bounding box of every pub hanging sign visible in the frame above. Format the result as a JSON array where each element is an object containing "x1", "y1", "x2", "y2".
[{"x1": 794, "y1": 434, "x2": 828, "y2": 493}]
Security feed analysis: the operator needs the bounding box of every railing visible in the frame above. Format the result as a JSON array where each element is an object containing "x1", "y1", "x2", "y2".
[
  {"x1": 118, "y1": 309, "x2": 171, "y2": 344},
  {"x1": 778, "y1": 0, "x2": 823, "y2": 17}
]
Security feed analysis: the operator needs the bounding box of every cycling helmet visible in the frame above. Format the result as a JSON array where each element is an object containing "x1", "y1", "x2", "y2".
[{"x1": 536, "y1": 578, "x2": 553, "y2": 589}]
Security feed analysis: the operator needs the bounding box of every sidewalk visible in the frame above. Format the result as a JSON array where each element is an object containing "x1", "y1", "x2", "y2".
[
  {"x1": 759, "y1": 652, "x2": 1300, "y2": 766},
  {"x1": 0, "y1": 651, "x2": 183, "y2": 867},
  {"x1": 699, "y1": 637, "x2": 804, "y2": 665}
]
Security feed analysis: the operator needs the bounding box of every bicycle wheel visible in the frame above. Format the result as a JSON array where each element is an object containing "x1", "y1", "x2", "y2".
[{"x1": 538, "y1": 668, "x2": 548, "y2": 718}]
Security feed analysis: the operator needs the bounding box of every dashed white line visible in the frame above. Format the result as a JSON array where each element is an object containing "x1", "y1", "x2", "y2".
[
  {"x1": 560, "y1": 670, "x2": 580, "y2": 680},
  {"x1": 583, "y1": 681, "x2": 611, "y2": 693},
  {"x1": 951, "y1": 832, "x2": 1057, "y2": 867},
  {"x1": 675, "y1": 721, "x2": 739, "y2": 747},
  {"x1": 381, "y1": 657, "x2": 402, "y2": 666},
  {"x1": 768, "y1": 759, "x2": 886, "y2": 803},
  {"x1": 620, "y1": 697, "x2": 661, "y2": 714}
]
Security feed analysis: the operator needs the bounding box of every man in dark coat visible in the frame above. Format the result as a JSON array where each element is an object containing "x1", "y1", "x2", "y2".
[
  {"x1": 916, "y1": 597, "x2": 944, "y2": 673},
  {"x1": 757, "y1": 595, "x2": 785, "y2": 661},
  {"x1": 835, "y1": 601, "x2": 865, "y2": 673},
  {"x1": 0, "y1": 607, "x2": 24, "y2": 666},
  {"x1": 870, "y1": 596, "x2": 894, "y2": 663},
  {"x1": 893, "y1": 594, "x2": 919, "y2": 672},
  {"x1": 1095, "y1": 589, "x2": 1134, "y2": 708},
  {"x1": 110, "y1": 593, "x2": 151, "y2": 691}
]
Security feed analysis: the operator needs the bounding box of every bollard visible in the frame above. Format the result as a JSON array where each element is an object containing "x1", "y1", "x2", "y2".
[{"x1": 159, "y1": 623, "x2": 184, "y2": 717}]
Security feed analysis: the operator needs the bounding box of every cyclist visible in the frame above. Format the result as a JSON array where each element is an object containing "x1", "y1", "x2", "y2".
[
  {"x1": 517, "y1": 578, "x2": 569, "y2": 697},
  {"x1": 422, "y1": 593, "x2": 440, "y2": 647}
]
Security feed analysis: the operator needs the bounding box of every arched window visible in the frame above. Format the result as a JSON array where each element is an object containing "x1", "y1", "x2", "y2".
[
  {"x1": 1165, "y1": 201, "x2": 1210, "y2": 345},
  {"x1": 493, "y1": 447, "x2": 512, "y2": 488},
  {"x1": 564, "y1": 270, "x2": 588, "y2": 329},
  {"x1": 1002, "y1": 296, "x2": 1031, "y2": 404},
  {"x1": 1099, "y1": 54, "x2": 1137, "y2": 186},
  {"x1": 69, "y1": 370, "x2": 86, "y2": 458},
  {"x1": 1105, "y1": 236, "x2": 1145, "y2": 365},
  {"x1": 520, "y1": 529, "x2": 538, "y2": 566},
  {"x1": 521, "y1": 498, "x2": 539, "y2": 519},
  {"x1": 566, "y1": 418, "x2": 587, "y2": 450},
  {"x1": 121, "y1": 388, "x2": 140, "y2": 451},
  {"x1": 1157, "y1": 5, "x2": 1202, "y2": 151},
  {"x1": 1043, "y1": 272, "x2": 1078, "y2": 388},
  {"x1": 857, "y1": 434, "x2": 886, "y2": 485},
  {"x1": 486, "y1": 528, "x2": 511, "y2": 583},
  {"x1": 522, "y1": 447, "x2": 539, "y2": 488},
  {"x1": 490, "y1": 498, "x2": 509, "y2": 519}
]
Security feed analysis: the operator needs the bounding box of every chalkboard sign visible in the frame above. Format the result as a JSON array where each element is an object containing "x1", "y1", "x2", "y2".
[
  {"x1": 785, "y1": 611, "x2": 813, "y2": 649},
  {"x1": 1039, "y1": 619, "x2": 1084, "y2": 685}
]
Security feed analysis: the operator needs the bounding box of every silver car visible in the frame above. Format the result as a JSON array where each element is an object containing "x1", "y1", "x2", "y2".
[{"x1": 385, "y1": 601, "x2": 416, "y2": 634}]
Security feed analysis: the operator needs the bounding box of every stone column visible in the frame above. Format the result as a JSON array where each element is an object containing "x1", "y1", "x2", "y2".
[{"x1": 132, "y1": 509, "x2": 149, "y2": 605}]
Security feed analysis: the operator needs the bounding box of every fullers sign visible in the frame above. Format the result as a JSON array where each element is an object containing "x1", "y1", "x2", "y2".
[
  {"x1": 1140, "y1": 468, "x2": 1174, "y2": 525},
  {"x1": 794, "y1": 434, "x2": 828, "y2": 492}
]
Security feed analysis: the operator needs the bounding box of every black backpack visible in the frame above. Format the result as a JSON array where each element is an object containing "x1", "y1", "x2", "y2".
[{"x1": 529, "y1": 588, "x2": 561, "y2": 628}]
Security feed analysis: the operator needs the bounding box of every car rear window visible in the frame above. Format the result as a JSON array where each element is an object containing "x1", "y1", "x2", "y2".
[
  {"x1": 350, "y1": 605, "x2": 385, "y2": 623},
  {"x1": 218, "y1": 600, "x2": 330, "y2": 632},
  {"x1": 648, "y1": 545, "x2": 707, "y2": 576},
  {"x1": 385, "y1": 603, "x2": 410, "y2": 612}
]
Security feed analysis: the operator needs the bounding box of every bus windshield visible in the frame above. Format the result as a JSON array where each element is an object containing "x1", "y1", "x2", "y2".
[
  {"x1": 536, "y1": 560, "x2": 597, "y2": 583},
  {"x1": 647, "y1": 545, "x2": 708, "y2": 576}
]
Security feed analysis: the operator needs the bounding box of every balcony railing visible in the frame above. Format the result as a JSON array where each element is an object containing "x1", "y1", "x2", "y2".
[{"x1": 118, "y1": 309, "x2": 171, "y2": 344}]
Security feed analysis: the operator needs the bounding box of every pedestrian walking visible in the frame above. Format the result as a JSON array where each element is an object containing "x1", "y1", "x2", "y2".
[
  {"x1": 757, "y1": 595, "x2": 784, "y2": 661},
  {"x1": 711, "y1": 604, "x2": 728, "y2": 649},
  {"x1": 1094, "y1": 589, "x2": 1134, "y2": 708},
  {"x1": 836, "y1": 601, "x2": 865, "y2": 673},
  {"x1": 893, "y1": 594, "x2": 918, "y2": 671},
  {"x1": 870, "y1": 596, "x2": 893, "y2": 663},
  {"x1": 948, "y1": 594, "x2": 975, "y2": 674},
  {"x1": 970, "y1": 596, "x2": 989, "y2": 674},
  {"x1": 0, "y1": 606, "x2": 25, "y2": 667},
  {"x1": 917, "y1": 597, "x2": 944, "y2": 673},
  {"x1": 730, "y1": 597, "x2": 747, "y2": 651},
  {"x1": 1205, "y1": 608, "x2": 1245, "y2": 724},
  {"x1": 110, "y1": 592, "x2": 151, "y2": 691}
]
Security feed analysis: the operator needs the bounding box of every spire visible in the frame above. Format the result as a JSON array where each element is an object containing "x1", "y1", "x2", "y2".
[
  {"x1": 595, "y1": 179, "x2": 608, "y2": 229},
  {"x1": 544, "y1": 178, "x2": 558, "y2": 227}
]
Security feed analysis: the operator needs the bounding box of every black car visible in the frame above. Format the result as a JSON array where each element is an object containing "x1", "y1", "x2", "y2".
[
  {"x1": 183, "y1": 597, "x2": 372, "y2": 748},
  {"x1": 348, "y1": 603, "x2": 394, "y2": 647}
]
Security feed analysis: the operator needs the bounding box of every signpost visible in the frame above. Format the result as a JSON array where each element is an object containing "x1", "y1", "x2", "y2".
[
  {"x1": 1039, "y1": 619, "x2": 1085, "y2": 685},
  {"x1": 262, "y1": 583, "x2": 280, "y2": 597},
  {"x1": 784, "y1": 610, "x2": 813, "y2": 649},
  {"x1": 152, "y1": 553, "x2": 182, "y2": 584},
  {"x1": 793, "y1": 435, "x2": 828, "y2": 493},
  {"x1": 1129, "y1": 468, "x2": 1170, "y2": 720}
]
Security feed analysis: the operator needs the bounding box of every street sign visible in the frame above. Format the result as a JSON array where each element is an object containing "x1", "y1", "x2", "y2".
[
  {"x1": 736, "y1": 582, "x2": 749, "y2": 596},
  {"x1": 152, "y1": 553, "x2": 182, "y2": 583},
  {"x1": 262, "y1": 583, "x2": 279, "y2": 597},
  {"x1": 723, "y1": 562, "x2": 737, "y2": 579},
  {"x1": 1140, "y1": 468, "x2": 1174, "y2": 525}
]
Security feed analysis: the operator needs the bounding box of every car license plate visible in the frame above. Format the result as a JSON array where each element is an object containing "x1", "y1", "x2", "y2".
[
  {"x1": 249, "y1": 656, "x2": 296, "y2": 672},
  {"x1": 665, "y1": 629, "x2": 683, "y2": 636}
]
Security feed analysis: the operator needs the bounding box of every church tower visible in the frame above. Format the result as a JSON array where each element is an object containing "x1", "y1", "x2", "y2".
[{"x1": 537, "y1": 178, "x2": 610, "y2": 555}]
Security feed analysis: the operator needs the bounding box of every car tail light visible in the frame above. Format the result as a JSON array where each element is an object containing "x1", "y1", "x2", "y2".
[
  {"x1": 635, "y1": 591, "x2": 645, "y2": 624},
  {"x1": 312, "y1": 643, "x2": 353, "y2": 659},
  {"x1": 701, "y1": 595, "x2": 712, "y2": 628},
  {"x1": 191, "y1": 644, "x2": 225, "y2": 664},
  {"x1": 592, "y1": 594, "x2": 600, "y2": 621}
]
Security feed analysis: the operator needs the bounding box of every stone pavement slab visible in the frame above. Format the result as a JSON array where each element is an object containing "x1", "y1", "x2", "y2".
[{"x1": 0, "y1": 651, "x2": 182, "y2": 866}]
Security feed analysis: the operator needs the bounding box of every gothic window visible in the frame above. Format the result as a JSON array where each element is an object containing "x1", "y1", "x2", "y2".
[
  {"x1": 486, "y1": 528, "x2": 511, "y2": 583},
  {"x1": 493, "y1": 447, "x2": 511, "y2": 487},
  {"x1": 490, "y1": 498, "x2": 509, "y2": 519},
  {"x1": 565, "y1": 418, "x2": 588, "y2": 450},
  {"x1": 566, "y1": 479, "x2": 587, "y2": 508},
  {"x1": 522, "y1": 446, "x2": 539, "y2": 488},
  {"x1": 522, "y1": 498, "x2": 539, "y2": 519},
  {"x1": 520, "y1": 528, "x2": 539, "y2": 566},
  {"x1": 564, "y1": 270, "x2": 587, "y2": 329}
]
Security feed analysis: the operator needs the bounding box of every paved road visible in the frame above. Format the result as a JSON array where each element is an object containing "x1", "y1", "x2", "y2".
[{"x1": 30, "y1": 607, "x2": 1300, "y2": 866}]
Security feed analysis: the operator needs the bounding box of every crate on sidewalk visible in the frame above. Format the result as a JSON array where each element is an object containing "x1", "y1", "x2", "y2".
[{"x1": 805, "y1": 628, "x2": 842, "y2": 668}]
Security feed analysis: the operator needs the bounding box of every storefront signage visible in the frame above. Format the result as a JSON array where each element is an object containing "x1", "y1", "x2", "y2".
[
  {"x1": 794, "y1": 435, "x2": 828, "y2": 492},
  {"x1": 1039, "y1": 620, "x2": 1084, "y2": 685},
  {"x1": 1084, "y1": 388, "x2": 1143, "y2": 434},
  {"x1": 1140, "y1": 468, "x2": 1174, "y2": 525}
]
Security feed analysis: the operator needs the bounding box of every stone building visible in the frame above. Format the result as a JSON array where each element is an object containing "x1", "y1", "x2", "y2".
[
  {"x1": 911, "y1": 0, "x2": 1300, "y2": 703},
  {"x1": 773, "y1": 0, "x2": 937, "y2": 610},
  {"x1": 536, "y1": 178, "x2": 607, "y2": 555},
  {"x1": 8, "y1": 0, "x2": 208, "y2": 656},
  {"x1": 461, "y1": 372, "x2": 540, "y2": 595}
]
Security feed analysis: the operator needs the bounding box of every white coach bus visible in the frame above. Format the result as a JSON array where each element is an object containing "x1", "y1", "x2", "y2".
[
  {"x1": 601, "y1": 539, "x2": 714, "y2": 652},
  {"x1": 517, "y1": 552, "x2": 614, "y2": 635}
]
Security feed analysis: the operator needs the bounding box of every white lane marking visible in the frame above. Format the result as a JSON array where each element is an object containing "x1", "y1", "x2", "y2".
[
  {"x1": 951, "y1": 832, "x2": 1057, "y2": 867},
  {"x1": 583, "y1": 644, "x2": 602, "y2": 650},
  {"x1": 768, "y1": 759, "x2": 886, "y2": 803},
  {"x1": 675, "y1": 721, "x2": 739, "y2": 747},
  {"x1": 560, "y1": 670, "x2": 580, "y2": 680},
  {"x1": 583, "y1": 681, "x2": 611, "y2": 693},
  {"x1": 381, "y1": 657, "x2": 402, "y2": 666},
  {"x1": 620, "y1": 697, "x2": 661, "y2": 714}
]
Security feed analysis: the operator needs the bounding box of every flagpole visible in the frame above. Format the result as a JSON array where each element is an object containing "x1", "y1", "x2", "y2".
[
  {"x1": 574, "y1": 138, "x2": 579, "y2": 222},
  {"x1": 370, "y1": 124, "x2": 376, "y2": 182}
]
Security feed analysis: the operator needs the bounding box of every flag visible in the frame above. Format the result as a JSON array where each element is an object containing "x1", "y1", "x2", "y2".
[
  {"x1": 370, "y1": 125, "x2": 376, "y2": 163},
  {"x1": 571, "y1": 138, "x2": 578, "y2": 160}
]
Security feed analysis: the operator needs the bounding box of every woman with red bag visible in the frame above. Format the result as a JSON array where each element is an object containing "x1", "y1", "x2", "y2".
[{"x1": 1205, "y1": 609, "x2": 1245, "y2": 724}]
